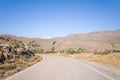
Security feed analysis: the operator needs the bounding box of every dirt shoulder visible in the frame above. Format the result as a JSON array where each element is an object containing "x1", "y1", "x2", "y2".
[{"x1": 55, "y1": 53, "x2": 120, "y2": 76}]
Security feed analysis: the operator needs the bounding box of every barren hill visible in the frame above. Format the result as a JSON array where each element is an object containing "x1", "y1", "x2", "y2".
[
  {"x1": 1, "y1": 30, "x2": 120, "y2": 52},
  {"x1": 67, "y1": 30, "x2": 120, "y2": 41},
  {"x1": 38, "y1": 30, "x2": 120, "y2": 52}
]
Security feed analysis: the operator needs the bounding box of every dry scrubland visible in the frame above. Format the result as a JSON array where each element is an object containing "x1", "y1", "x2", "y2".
[
  {"x1": 0, "y1": 30, "x2": 120, "y2": 79},
  {"x1": 0, "y1": 55, "x2": 42, "y2": 80},
  {"x1": 0, "y1": 35, "x2": 42, "y2": 80},
  {"x1": 56, "y1": 53, "x2": 120, "y2": 69}
]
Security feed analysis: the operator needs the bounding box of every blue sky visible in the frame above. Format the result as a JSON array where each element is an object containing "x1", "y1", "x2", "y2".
[{"x1": 0, "y1": 0, "x2": 120, "y2": 38}]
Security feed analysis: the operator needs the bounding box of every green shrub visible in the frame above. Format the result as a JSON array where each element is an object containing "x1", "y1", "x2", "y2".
[
  {"x1": 94, "y1": 50, "x2": 111, "y2": 55},
  {"x1": 113, "y1": 49, "x2": 120, "y2": 53},
  {"x1": 66, "y1": 48, "x2": 77, "y2": 54}
]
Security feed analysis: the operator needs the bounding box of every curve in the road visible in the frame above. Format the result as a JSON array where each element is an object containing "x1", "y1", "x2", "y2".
[{"x1": 6, "y1": 55, "x2": 119, "y2": 80}]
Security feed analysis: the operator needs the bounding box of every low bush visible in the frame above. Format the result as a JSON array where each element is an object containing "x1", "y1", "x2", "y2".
[
  {"x1": 0, "y1": 55, "x2": 42, "y2": 79},
  {"x1": 0, "y1": 64, "x2": 16, "y2": 70},
  {"x1": 113, "y1": 49, "x2": 120, "y2": 53},
  {"x1": 94, "y1": 50, "x2": 112, "y2": 55}
]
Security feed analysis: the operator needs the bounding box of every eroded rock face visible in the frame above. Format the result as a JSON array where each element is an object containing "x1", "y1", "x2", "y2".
[{"x1": 0, "y1": 36, "x2": 35, "y2": 64}]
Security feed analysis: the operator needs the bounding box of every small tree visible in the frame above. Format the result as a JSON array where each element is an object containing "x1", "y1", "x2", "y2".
[{"x1": 51, "y1": 41, "x2": 56, "y2": 52}]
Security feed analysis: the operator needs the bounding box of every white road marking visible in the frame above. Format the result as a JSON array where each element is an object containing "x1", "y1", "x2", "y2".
[
  {"x1": 6, "y1": 55, "x2": 116, "y2": 80},
  {"x1": 79, "y1": 61, "x2": 114, "y2": 80},
  {"x1": 6, "y1": 60, "x2": 42, "y2": 80}
]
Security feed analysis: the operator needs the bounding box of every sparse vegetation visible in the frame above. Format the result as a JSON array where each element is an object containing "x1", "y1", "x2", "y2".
[
  {"x1": 0, "y1": 55, "x2": 42, "y2": 79},
  {"x1": 94, "y1": 49, "x2": 111, "y2": 55},
  {"x1": 65, "y1": 48, "x2": 88, "y2": 54},
  {"x1": 0, "y1": 35, "x2": 42, "y2": 80},
  {"x1": 66, "y1": 48, "x2": 77, "y2": 54},
  {"x1": 0, "y1": 30, "x2": 120, "y2": 79},
  {"x1": 113, "y1": 49, "x2": 120, "y2": 53},
  {"x1": 56, "y1": 52, "x2": 120, "y2": 69},
  {"x1": 94, "y1": 49, "x2": 120, "y2": 55}
]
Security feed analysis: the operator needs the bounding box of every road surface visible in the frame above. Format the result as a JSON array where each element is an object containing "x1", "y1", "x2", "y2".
[{"x1": 7, "y1": 55, "x2": 120, "y2": 80}]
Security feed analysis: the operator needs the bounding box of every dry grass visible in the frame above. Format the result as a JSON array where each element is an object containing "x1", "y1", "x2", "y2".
[
  {"x1": 0, "y1": 55, "x2": 42, "y2": 80},
  {"x1": 56, "y1": 53, "x2": 120, "y2": 69}
]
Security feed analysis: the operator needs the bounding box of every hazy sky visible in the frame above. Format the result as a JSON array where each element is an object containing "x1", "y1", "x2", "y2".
[{"x1": 0, "y1": 0, "x2": 120, "y2": 38}]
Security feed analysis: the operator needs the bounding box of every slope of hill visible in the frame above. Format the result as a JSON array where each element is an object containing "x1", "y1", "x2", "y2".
[
  {"x1": 1, "y1": 30, "x2": 120, "y2": 52},
  {"x1": 67, "y1": 30, "x2": 120, "y2": 41},
  {"x1": 37, "y1": 30, "x2": 120, "y2": 52}
]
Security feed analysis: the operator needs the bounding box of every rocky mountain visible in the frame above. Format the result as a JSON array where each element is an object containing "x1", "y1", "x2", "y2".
[{"x1": 0, "y1": 30, "x2": 120, "y2": 52}]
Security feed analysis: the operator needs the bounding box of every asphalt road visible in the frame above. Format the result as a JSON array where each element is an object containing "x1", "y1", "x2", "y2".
[{"x1": 6, "y1": 55, "x2": 120, "y2": 80}]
